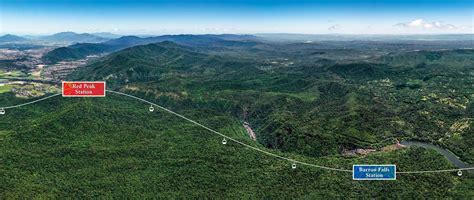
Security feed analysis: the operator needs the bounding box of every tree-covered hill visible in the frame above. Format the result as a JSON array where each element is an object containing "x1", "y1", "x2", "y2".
[
  {"x1": 0, "y1": 92, "x2": 471, "y2": 198},
  {"x1": 1, "y1": 40, "x2": 472, "y2": 198},
  {"x1": 41, "y1": 34, "x2": 262, "y2": 64},
  {"x1": 67, "y1": 42, "x2": 473, "y2": 163},
  {"x1": 42, "y1": 43, "x2": 121, "y2": 64}
]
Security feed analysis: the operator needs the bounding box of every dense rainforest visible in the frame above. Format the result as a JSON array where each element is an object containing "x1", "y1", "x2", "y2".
[{"x1": 1, "y1": 37, "x2": 473, "y2": 198}]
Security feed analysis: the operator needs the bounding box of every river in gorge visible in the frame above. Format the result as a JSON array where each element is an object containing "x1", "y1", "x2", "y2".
[{"x1": 400, "y1": 141, "x2": 473, "y2": 172}]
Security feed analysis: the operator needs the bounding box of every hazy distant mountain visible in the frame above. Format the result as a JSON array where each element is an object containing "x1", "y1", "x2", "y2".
[
  {"x1": 104, "y1": 34, "x2": 261, "y2": 48},
  {"x1": 92, "y1": 32, "x2": 122, "y2": 38},
  {"x1": 40, "y1": 32, "x2": 108, "y2": 43},
  {"x1": 42, "y1": 34, "x2": 262, "y2": 63},
  {"x1": 256, "y1": 33, "x2": 474, "y2": 42},
  {"x1": 103, "y1": 36, "x2": 145, "y2": 46},
  {"x1": 208, "y1": 34, "x2": 259, "y2": 41},
  {"x1": 0, "y1": 34, "x2": 28, "y2": 43}
]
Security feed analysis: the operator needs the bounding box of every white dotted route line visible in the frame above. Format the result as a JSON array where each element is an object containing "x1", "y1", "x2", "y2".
[{"x1": 1, "y1": 91, "x2": 473, "y2": 175}]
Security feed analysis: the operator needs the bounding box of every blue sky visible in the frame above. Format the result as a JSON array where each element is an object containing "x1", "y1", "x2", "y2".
[{"x1": 0, "y1": 0, "x2": 472, "y2": 35}]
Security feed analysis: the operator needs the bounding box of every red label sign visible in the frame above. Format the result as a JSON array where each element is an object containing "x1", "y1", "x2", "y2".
[{"x1": 62, "y1": 81, "x2": 106, "y2": 97}]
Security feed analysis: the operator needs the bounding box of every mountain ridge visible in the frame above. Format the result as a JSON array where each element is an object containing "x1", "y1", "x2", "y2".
[
  {"x1": 40, "y1": 32, "x2": 109, "y2": 43},
  {"x1": 0, "y1": 34, "x2": 29, "y2": 43},
  {"x1": 42, "y1": 34, "x2": 262, "y2": 63}
]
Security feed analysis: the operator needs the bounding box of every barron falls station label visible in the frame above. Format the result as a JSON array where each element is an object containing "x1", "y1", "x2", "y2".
[{"x1": 353, "y1": 165, "x2": 397, "y2": 180}]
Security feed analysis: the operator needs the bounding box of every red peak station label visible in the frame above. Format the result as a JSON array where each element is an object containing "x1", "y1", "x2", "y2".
[{"x1": 62, "y1": 81, "x2": 106, "y2": 97}]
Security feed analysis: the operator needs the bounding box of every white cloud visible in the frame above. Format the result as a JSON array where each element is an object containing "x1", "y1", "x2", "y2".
[
  {"x1": 328, "y1": 24, "x2": 341, "y2": 31},
  {"x1": 408, "y1": 19, "x2": 424, "y2": 27},
  {"x1": 395, "y1": 19, "x2": 458, "y2": 30}
]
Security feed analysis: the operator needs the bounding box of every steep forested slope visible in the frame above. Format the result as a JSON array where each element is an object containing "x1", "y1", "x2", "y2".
[
  {"x1": 41, "y1": 34, "x2": 262, "y2": 64},
  {"x1": 1, "y1": 41, "x2": 472, "y2": 198},
  {"x1": 42, "y1": 43, "x2": 118, "y2": 64},
  {"x1": 68, "y1": 42, "x2": 473, "y2": 163},
  {"x1": 0, "y1": 92, "x2": 471, "y2": 198}
]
